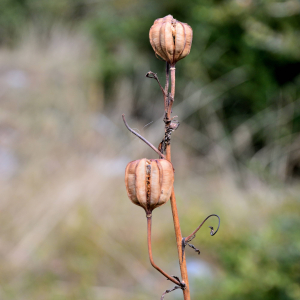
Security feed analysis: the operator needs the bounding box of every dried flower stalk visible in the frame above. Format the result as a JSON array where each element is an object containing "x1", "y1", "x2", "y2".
[{"x1": 123, "y1": 15, "x2": 220, "y2": 300}]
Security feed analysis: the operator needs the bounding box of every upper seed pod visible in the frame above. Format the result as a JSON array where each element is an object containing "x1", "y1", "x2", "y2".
[
  {"x1": 125, "y1": 158, "x2": 174, "y2": 215},
  {"x1": 149, "y1": 15, "x2": 193, "y2": 65}
]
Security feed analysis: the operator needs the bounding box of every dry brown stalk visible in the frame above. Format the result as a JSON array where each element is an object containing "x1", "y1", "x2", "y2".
[
  {"x1": 123, "y1": 15, "x2": 220, "y2": 300},
  {"x1": 164, "y1": 62, "x2": 190, "y2": 299}
]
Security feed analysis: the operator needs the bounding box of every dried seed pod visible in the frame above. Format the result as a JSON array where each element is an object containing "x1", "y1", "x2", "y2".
[
  {"x1": 125, "y1": 158, "x2": 174, "y2": 215},
  {"x1": 149, "y1": 15, "x2": 193, "y2": 65}
]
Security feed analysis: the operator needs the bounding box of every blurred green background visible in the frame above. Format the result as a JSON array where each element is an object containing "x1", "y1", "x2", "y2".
[{"x1": 0, "y1": 0, "x2": 300, "y2": 299}]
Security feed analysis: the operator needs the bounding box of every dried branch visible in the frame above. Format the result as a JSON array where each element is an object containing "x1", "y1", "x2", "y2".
[
  {"x1": 187, "y1": 243, "x2": 200, "y2": 255},
  {"x1": 122, "y1": 114, "x2": 165, "y2": 159},
  {"x1": 160, "y1": 285, "x2": 182, "y2": 300}
]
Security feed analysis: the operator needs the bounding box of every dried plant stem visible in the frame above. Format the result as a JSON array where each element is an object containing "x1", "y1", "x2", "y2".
[
  {"x1": 169, "y1": 190, "x2": 190, "y2": 298},
  {"x1": 170, "y1": 66, "x2": 176, "y2": 103},
  {"x1": 166, "y1": 64, "x2": 191, "y2": 300},
  {"x1": 164, "y1": 62, "x2": 170, "y2": 115},
  {"x1": 141, "y1": 62, "x2": 191, "y2": 298},
  {"x1": 122, "y1": 114, "x2": 166, "y2": 159},
  {"x1": 147, "y1": 216, "x2": 182, "y2": 286}
]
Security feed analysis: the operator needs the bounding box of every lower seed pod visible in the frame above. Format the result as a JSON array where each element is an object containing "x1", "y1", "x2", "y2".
[{"x1": 125, "y1": 158, "x2": 174, "y2": 215}]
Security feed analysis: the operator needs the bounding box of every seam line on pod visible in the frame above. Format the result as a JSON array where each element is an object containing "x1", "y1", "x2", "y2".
[
  {"x1": 154, "y1": 159, "x2": 163, "y2": 208},
  {"x1": 156, "y1": 159, "x2": 164, "y2": 207},
  {"x1": 134, "y1": 159, "x2": 143, "y2": 208},
  {"x1": 149, "y1": 25, "x2": 158, "y2": 53},
  {"x1": 155, "y1": 53, "x2": 164, "y2": 61},
  {"x1": 165, "y1": 20, "x2": 174, "y2": 64},
  {"x1": 125, "y1": 161, "x2": 134, "y2": 201},
  {"x1": 181, "y1": 24, "x2": 193, "y2": 58},
  {"x1": 159, "y1": 22, "x2": 169, "y2": 63},
  {"x1": 146, "y1": 160, "x2": 152, "y2": 212},
  {"x1": 178, "y1": 22, "x2": 187, "y2": 61},
  {"x1": 150, "y1": 25, "x2": 165, "y2": 62}
]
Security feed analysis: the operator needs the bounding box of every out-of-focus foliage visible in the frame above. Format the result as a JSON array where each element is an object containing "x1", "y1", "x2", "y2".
[
  {"x1": 191, "y1": 199, "x2": 300, "y2": 300},
  {"x1": 1, "y1": 0, "x2": 300, "y2": 180}
]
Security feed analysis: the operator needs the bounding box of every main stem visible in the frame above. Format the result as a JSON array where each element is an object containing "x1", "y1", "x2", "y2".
[{"x1": 166, "y1": 63, "x2": 190, "y2": 300}]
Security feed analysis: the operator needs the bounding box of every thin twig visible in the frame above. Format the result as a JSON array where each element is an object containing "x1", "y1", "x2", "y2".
[
  {"x1": 160, "y1": 285, "x2": 181, "y2": 300},
  {"x1": 122, "y1": 114, "x2": 165, "y2": 159},
  {"x1": 187, "y1": 243, "x2": 200, "y2": 255}
]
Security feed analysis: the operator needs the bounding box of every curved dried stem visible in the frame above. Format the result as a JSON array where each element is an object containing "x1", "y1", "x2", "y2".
[
  {"x1": 147, "y1": 216, "x2": 185, "y2": 287},
  {"x1": 181, "y1": 214, "x2": 220, "y2": 260},
  {"x1": 184, "y1": 214, "x2": 220, "y2": 242},
  {"x1": 122, "y1": 114, "x2": 165, "y2": 159}
]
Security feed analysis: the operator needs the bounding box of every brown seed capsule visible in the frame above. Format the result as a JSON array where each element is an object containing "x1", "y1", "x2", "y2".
[
  {"x1": 149, "y1": 15, "x2": 193, "y2": 65},
  {"x1": 125, "y1": 158, "x2": 174, "y2": 215}
]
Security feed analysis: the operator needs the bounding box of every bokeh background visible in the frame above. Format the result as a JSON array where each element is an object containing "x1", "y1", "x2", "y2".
[{"x1": 1, "y1": 0, "x2": 300, "y2": 299}]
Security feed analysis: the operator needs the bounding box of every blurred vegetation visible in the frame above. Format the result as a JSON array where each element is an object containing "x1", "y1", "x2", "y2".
[
  {"x1": 191, "y1": 198, "x2": 300, "y2": 300},
  {"x1": 0, "y1": 0, "x2": 300, "y2": 300},
  {"x1": 2, "y1": 0, "x2": 300, "y2": 181}
]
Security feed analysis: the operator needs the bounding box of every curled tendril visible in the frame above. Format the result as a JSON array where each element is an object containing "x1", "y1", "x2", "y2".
[{"x1": 182, "y1": 214, "x2": 220, "y2": 260}]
